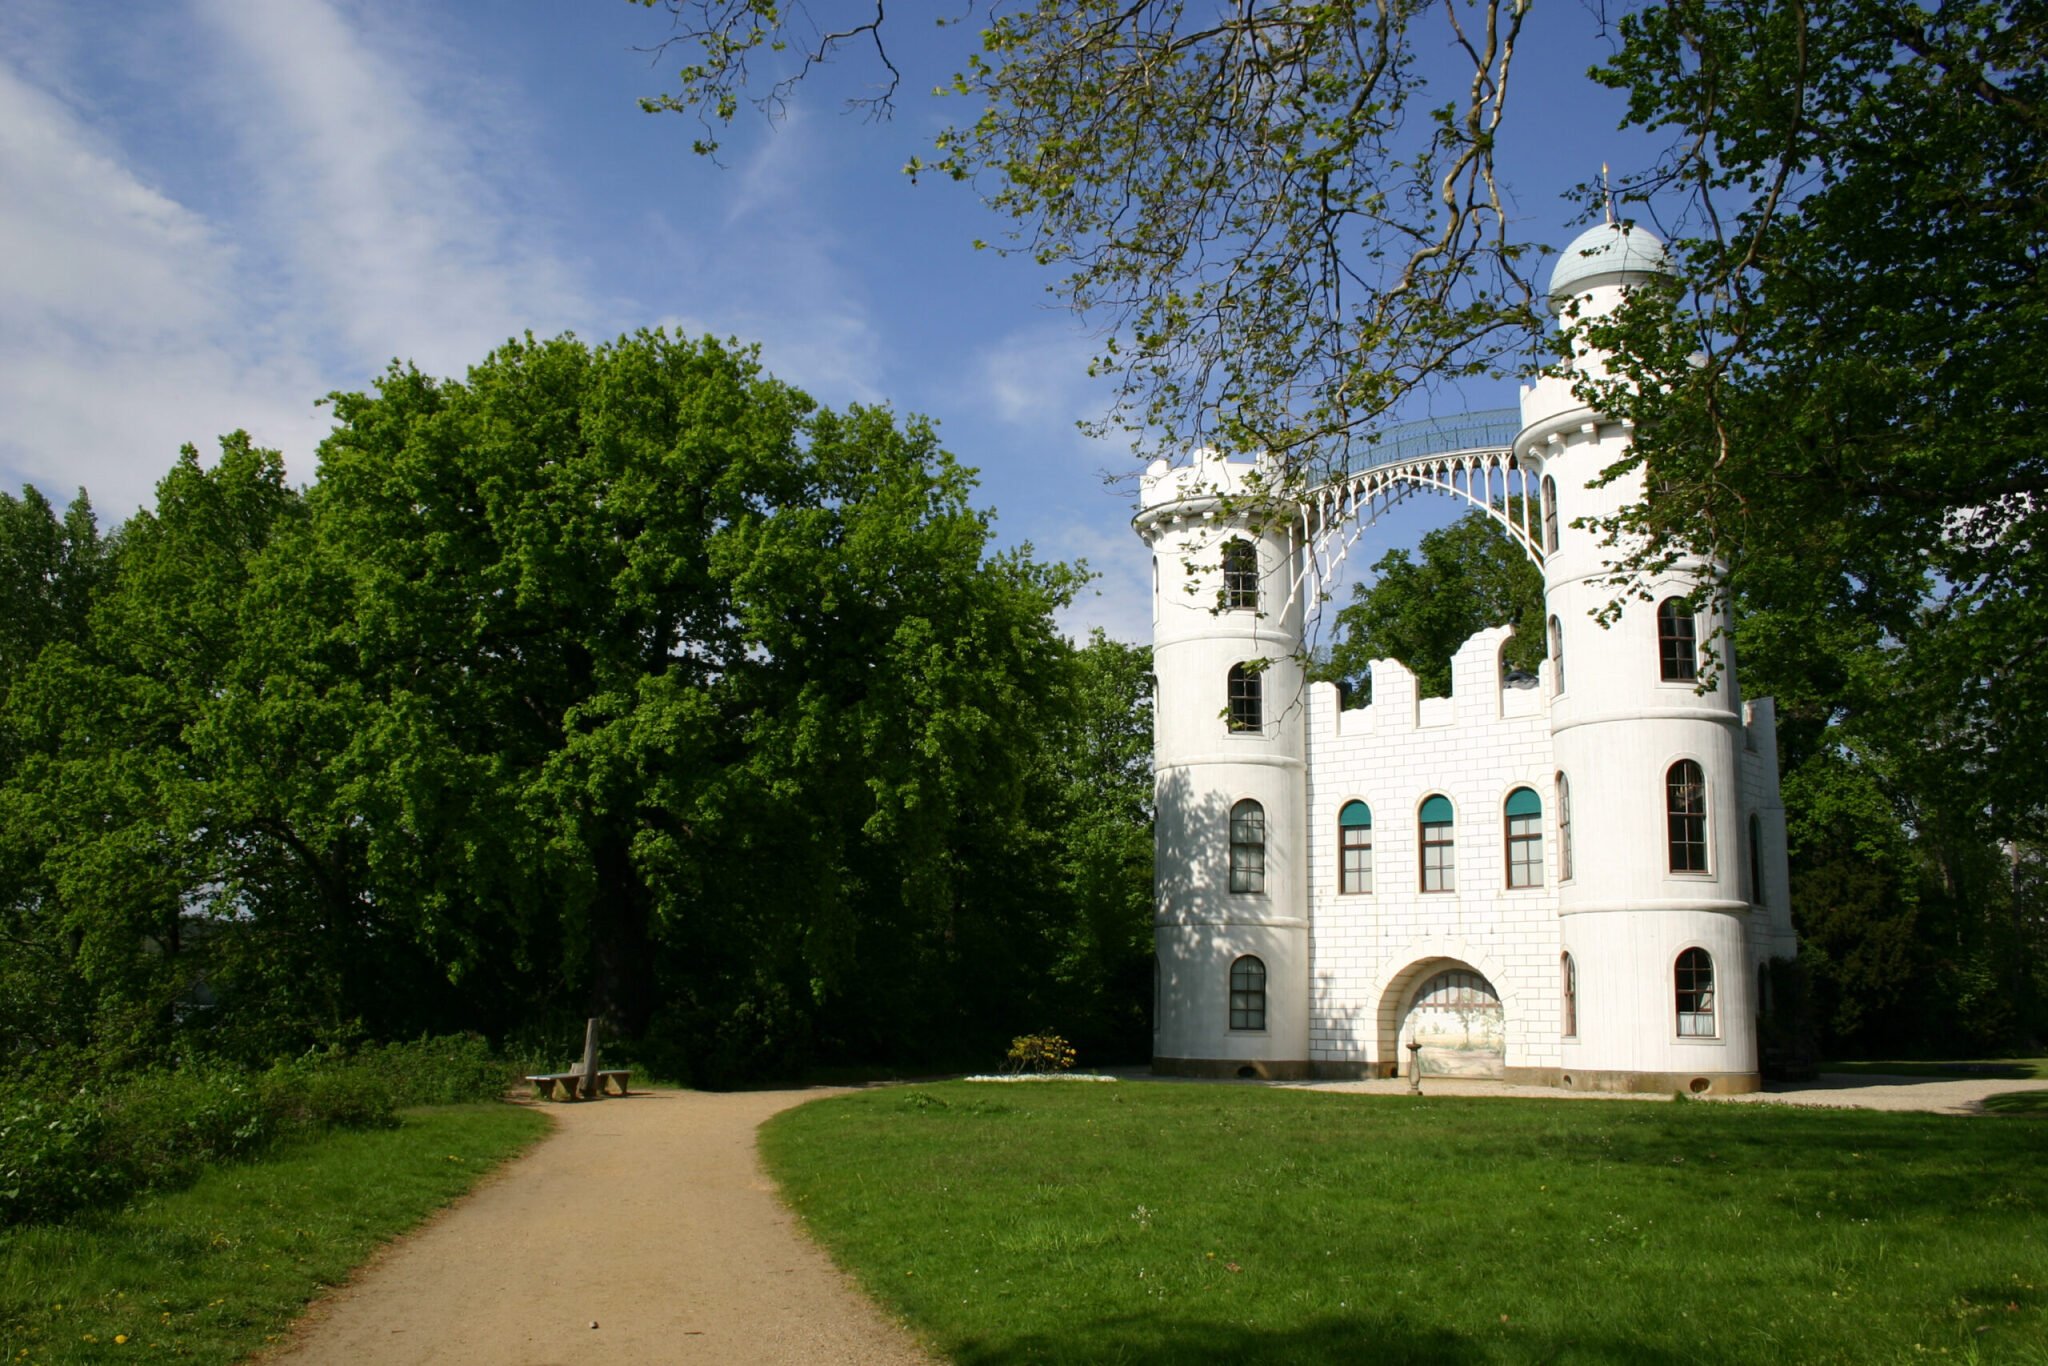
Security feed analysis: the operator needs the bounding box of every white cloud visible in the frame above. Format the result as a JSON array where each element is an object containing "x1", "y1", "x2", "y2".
[
  {"x1": 194, "y1": 0, "x2": 587, "y2": 379},
  {"x1": 0, "y1": 57, "x2": 328, "y2": 512},
  {"x1": 0, "y1": 0, "x2": 603, "y2": 516},
  {"x1": 971, "y1": 321, "x2": 1107, "y2": 428}
]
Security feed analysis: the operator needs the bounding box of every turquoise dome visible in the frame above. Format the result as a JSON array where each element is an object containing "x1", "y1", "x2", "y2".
[{"x1": 1548, "y1": 221, "x2": 1672, "y2": 303}]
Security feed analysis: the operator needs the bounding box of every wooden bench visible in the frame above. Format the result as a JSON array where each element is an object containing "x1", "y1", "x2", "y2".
[{"x1": 523, "y1": 1068, "x2": 631, "y2": 1101}]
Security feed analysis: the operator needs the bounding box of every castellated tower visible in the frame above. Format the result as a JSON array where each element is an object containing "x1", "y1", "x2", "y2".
[
  {"x1": 1135, "y1": 454, "x2": 1313, "y2": 1078},
  {"x1": 1524, "y1": 221, "x2": 1790, "y2": 1092}
]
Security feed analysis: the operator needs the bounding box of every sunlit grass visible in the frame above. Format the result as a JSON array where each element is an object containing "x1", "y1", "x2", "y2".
[
  {"x1": 763, "y1": 1084, "x2": 2048, "y2": 1364},
  {"x1": 0, "y1": 1103, "x2": 547, "y2": 1364}
]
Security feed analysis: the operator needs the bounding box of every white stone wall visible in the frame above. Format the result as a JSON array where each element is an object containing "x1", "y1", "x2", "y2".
[{"x1": 1302, "y1": 626, "x2": 1562, "y2": 1072}]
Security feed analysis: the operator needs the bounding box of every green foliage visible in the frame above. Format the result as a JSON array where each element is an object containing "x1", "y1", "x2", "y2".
[
  {"x1": 1317, "y1": 509, "x2": 1545, "y2": 699},
  {"x1": 0, "y1": 1103, "x2": 545, "y2": 1364},
  {"x1": 1575, "y1": 0, "x2": 2048, "y2": 1052},
  {"x1": 1003, "y1": 1032, "x2": 1078, "y2": 1074},
  {"x1": 765, "y1": 1083, "x2": 2048, "y2": 1362},
  {"x1": 0, "y1": 1034, "x2": 504, "y2": 1228},
  {"x1": 0, "y1": 328, "x2": 1152, "y2": 1085}
]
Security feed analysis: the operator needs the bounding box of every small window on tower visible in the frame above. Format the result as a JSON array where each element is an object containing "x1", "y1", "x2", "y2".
[
  {"x1": 1227, "y1": 663, "x2": 1263, "y2": 732},
  {"x1": 1658, "y1": 598, "x2": 1699, "y2": 682},
  {"x1": 1229, "y1": 955, "x2": 1267, "y2": 1031},
  {"x1": 1676, "y1": 947, "x2": 1716, "y2": 1037},
  {"x1": 1229, "y1": 799, "x2": 1266, "y2": 894},
  {"x1": 1666, "y1": 760, "x2": 1708, "y2": 873},
  {"x1": 1548, "y1": 615, "x2": 1565, "y2": 695},
  {"x1": 1541, "y1": 476, "x2": 1561, "y2": 553},
  {"x1": 1222, "y1": 539, "x2": 1259, "y2": 611}
]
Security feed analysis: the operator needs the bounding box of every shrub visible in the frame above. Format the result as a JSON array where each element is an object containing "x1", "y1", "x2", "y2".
[
  {"x1": 1004, "y1": 1033, "x2": 1078, "y2": 1074},
  {"x1": 0, "y1": 1097, "x2": 112, "y2": 1225}
]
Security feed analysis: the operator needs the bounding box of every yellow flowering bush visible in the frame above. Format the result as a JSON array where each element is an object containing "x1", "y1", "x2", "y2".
[{"x1": 1003, "y1": 1033, "x2": 1078, "y2": 1074}]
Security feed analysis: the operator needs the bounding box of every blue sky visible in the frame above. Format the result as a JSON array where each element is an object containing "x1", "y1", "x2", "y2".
[{"x1": 0, "y1": 0, "x2": 1661, "y2": 644}]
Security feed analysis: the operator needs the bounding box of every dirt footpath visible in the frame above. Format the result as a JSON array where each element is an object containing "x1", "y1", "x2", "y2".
[
  {"x1": 268, "y1": 1088, "x2": 932, "y2": 1366},
  {"x1": 1287, "y1": 1071, "x2": 2048, "y2": 1114}
]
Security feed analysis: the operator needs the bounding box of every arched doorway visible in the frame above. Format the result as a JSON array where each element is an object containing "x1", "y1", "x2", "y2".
[{"x1": 1400, "y1": 967, "x2": 1506, "y2": 1078}]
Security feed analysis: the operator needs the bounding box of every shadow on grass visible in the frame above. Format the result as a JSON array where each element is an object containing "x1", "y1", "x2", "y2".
[
  {"x1": 951, "y1": 1310, "x2": 1690, "y2": 1365},
  {"x1": 1980, "y1": 1090, "x2": 2048, "y2": 1117}
]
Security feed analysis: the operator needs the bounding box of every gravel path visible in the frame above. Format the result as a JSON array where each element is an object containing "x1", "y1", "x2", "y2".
[
  {"x1": 1284, "y1": 1070, "x2": 2048, "y2": 1114},
  {"x1": 266, "y1": 1087, "x2": 933, "y2": 1366}
]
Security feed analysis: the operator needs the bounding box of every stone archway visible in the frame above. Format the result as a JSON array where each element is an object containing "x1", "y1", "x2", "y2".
[{"x1": 1397, "y1": 964, "x2": 1506, "y2": 1079}]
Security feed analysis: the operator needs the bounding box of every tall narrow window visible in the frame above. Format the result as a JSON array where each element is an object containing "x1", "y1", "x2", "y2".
[
  {"x1": 1548, "y1": 615, "x2": 1565, "y2": 694},
  {"x1": 1541, "y1": 476, "x2": 1560, "y2": 553},
  {"x1": 1222, "y1": 539, "x2": 1259, "y2": 611},
  {"x1": 1748, "y1": 813, "x2": 1764, "y2": 905},
  {"x1": 1505, "y1": 787, "x2": 1544, "y2": 888},
  {"x1": 1339, "y1": 801, "x2": 1373, "y2": 895},
  {"x1": 1658, "y1": 597, "x2": 1699, "y2": 682},
  {"x1": 1229, "y1": 955, "x2": 1267, "y2": 1030},
  {"x1": 1676, "y1": 947, "x2": 1716, "y2": 1037},
  {"x1": 1666, "y1": 760, "x2": 1708, "y2": 873},
  {"x1": 1556, "y1": 772, "x2": 1574, "y2": 881},
  {"x1": 1229, "y1": 799, "x2": 1266, "y2": 894},
  {"x1": 1561, "y1": 952, "x2": 1578, "y2": 1037},
  {"x1": 1227, "y1": 663, "x2": 1262, "y2": 732},
  {"x1": 1419, "y1": 795, "x2": 1456, "y2": 893}
]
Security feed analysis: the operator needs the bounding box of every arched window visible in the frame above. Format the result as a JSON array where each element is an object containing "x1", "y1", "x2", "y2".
[
  {"x1": 1339, "y1": 801, "x2": 1373, "y2": 895},
  {"x1": 1229, "y1": 799, "x2": 1266, "y2": 894},
  {"x1": 1505, "y1": 787, "x2": 1544, "y2": 888},
  {"x1": 1541, "y1": 475, "x2": 1560, "y2": 553},
  {"x1": 1227, "y1": 663, "x2": 1262, "y2": 732},
  {"x1": 1657, "y1": 597, "x2": 1698, "y2": 682},
  {"x1": 1748, "y1": 813, "x2": 1764, "y2": 905},
  {"x1": 1561, "y1": 952, "x2": 1578, "y2": 1037},
  {"x1": 1222, "y1": 539, "x2": 1259, "y2": 611},
  {"x1": 1229, "y1": 955, "x2": 1267, "y2": 1031},
  {"x1": 1676, "y1": 947, "x2": 1716, "y2": 1036},
  {"x1": 1548, "y1": 615, "x2": 1565, "y2": 694},
  {"x1": 1556, "y1": 772, "x2": 1574, "y2": 881},
  {"x1": 1666, "y1": 760, "x2": 1708, "y2": 872},
  {"x1": 1419, "y1": 795, "x2": 1456, "y2": 893}
]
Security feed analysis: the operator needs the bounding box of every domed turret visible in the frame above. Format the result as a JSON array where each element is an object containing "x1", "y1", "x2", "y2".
[{"x1": 1548, "y1": 222, "x2": 1671, "y2": 306}]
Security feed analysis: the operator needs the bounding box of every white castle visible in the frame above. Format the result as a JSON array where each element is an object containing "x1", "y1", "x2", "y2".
[{"x1": 1136, "y1": 222, "x2": 1797, "y2": 1093}]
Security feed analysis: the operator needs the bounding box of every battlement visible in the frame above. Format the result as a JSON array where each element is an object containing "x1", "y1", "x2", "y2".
[{"x1": 1310, "y1": 624, "x2": 1550, "y2": 738}]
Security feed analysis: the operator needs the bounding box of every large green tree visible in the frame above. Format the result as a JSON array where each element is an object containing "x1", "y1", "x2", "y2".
[
  {"x1": 0, "y1": 332, "x2": 1161, "y2": 1081},
  {"x1": 1316, "y1": 508, "x2": 1545, "y2": 698}
]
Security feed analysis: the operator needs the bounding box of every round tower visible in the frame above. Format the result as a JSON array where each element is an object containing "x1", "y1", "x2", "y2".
[
  {"x1": 1135, "y1": 452, "x2": 1310, "y2": 1078},
  {"x1": 1521, "y1": 222, "x2": 1761, "y2": 1093}
]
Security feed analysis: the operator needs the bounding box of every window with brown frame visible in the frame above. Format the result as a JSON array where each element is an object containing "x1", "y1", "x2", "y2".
[
  {"x1": 1222, "y1": 539, "x2": 1259, "y2": 611},
  {"x1": 1229, "y1": 799, "x2": 1266, "y2": 894},
  {"x1": 1666, "y1": 760, "x2": 1708, "y2": 873},
  {"x1": 1229, "y1": 955, "x2": 1267, "y2": 1030},
  {"x1": 1676, "y1": 947, "x2": 1716, "y2": 1037},
  {"x1": 1658, "y1": 597, "x2": 1699, "y2": 682}
]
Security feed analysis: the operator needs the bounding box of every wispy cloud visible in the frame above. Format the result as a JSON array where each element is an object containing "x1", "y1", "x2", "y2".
[
  {"x1": 0, "y1": 0, "x2": 600, "y2": 516},
  {"x1": 0, "y1": 55, "x2": 327, "y2": 512}
]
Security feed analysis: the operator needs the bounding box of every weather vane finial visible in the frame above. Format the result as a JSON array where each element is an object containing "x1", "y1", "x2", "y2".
[{"x1": 1602, "y1": 162, "x2": 1616, "y2": 225}]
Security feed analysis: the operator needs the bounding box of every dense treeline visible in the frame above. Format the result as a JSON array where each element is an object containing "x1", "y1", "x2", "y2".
[
  {"x1": 1320, "y1": 511, "x2": 2048, "y2": 1060},
  {"x1": 0, "y1": 332, "x2": 1154, "y2": 1086}
]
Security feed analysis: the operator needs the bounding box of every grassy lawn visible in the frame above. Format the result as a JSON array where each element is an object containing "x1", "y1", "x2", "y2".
[
  {"x1": 762, "y1": 1083, "x2": 2048, "y2": 1364},
  {"x1": 1, "y1": 1103, "x2": 548, "y2": 1365},
  {"x1": 1819, "y1": 1059, "x2": 2048, "y2": 1081}
]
